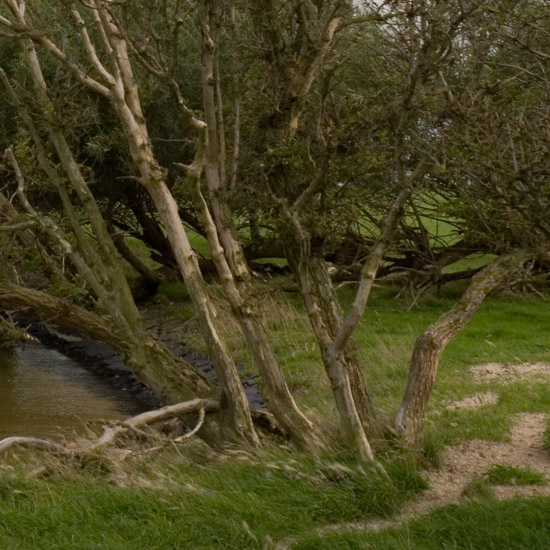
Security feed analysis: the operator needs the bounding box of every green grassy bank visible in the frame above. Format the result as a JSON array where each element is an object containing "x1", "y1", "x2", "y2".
[
  {"x1": 293, "y1": 497, "x2": 550, "y2": 549},
  {"x1": 1, "y1": 284, "x2": 550, "y2": 548}
]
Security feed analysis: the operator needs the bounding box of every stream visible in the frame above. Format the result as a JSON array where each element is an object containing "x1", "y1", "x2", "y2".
[{"x1": 0, "y1": 342, "x2": 148, "y2": 439}]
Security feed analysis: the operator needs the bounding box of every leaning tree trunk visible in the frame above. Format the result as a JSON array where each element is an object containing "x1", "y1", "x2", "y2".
[
  {"x1": 0, "y1": 283, "x2": 212, "y2": 404},
  {"x1": 395, "y1": 250, "x2": 530, "y2": 448},
  {"x1": 186, "y1": 7, "x2": 324, "y2": 452}
]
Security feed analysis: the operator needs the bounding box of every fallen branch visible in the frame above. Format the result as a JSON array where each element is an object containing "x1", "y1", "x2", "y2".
[
  {"x1": 0, "y1": 398, "x2": 283, "y2": 462},
  {"x1": 174, "y1": 406, "x2": 206, "y2": 442},
  {"x1": 91, "y1": 397, "x2": 221, "y2": 450},
  {"x1": 0, "y1": 436, "x2": 69, "y2": 456}
]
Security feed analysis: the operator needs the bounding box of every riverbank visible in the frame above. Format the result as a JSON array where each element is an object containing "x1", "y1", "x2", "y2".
[
  {"x1": 17, "y1": 304, "x2": 264, "y2": 413},
  {"x1": 2, "y1": 286, "x2": 550, "y2": 548}
]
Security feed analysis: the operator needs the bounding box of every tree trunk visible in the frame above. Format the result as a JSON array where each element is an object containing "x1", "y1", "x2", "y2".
[
  {"x1": 145, "y1": 178, "x2": 259, "y2": 446},
  {"x1": 305, "y1": 256, "x2": 377, "y2": 432},
  {"x1": 194, "y1": 4, "x2": 324, "y2": 452},
  {"x1": 66, "y1": 3, "x2": 260, "y2": 448},
  {"x1": 395, "y1": 250, "x2": 530, "y2": 448},
  {"x1": 288, "y1": 249, "x2": 375, "y2": 460},
  {"x1": 0, "y1": 282, "x2": 212, "y2": 404}
]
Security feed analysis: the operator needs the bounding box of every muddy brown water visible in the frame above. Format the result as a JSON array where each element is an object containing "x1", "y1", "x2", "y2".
[{"x1": 0, "y1": 343, "x2": 147, "y2": 439}]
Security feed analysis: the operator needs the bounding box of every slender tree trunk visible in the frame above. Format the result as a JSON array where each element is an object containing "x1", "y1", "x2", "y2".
[
  {"x1": 304, "y1": 256, "x2": 376, "y2": 432},
  {"x1": 72, "y1": 3, "x2": 260, "y2": 448},
  {"x1": 1, "y1": 13, "x2": 235, "y2": 440},
  {"x1": 194, "y1": 4, "x2": 324, "y2": 451},
  {"x1": 200, "y1": 3, "x2": 249, "y2": 281},
  {"x1": 288, "y1": 247, "x2": 375, "y2": 461},
  {"x1": 145, "y1": 177, "x2": 259, "y2": 446},
  {"x1": 395, "y1": 250, "x2": 530, "y2": 448}
]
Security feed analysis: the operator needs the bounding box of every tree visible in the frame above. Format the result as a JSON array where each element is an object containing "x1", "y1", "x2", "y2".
[{"x1": 395, "y1": 0, "x2": 550, "y2": 447}]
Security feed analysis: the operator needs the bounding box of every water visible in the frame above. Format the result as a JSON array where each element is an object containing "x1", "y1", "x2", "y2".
[{"x1": 0, "y1": 343, "x2": 147, "y2": 439}]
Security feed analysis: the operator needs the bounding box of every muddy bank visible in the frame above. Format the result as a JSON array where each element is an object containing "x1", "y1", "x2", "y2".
[{"x1": 18, "y1": 317, "x2": 264, "y2": 410}]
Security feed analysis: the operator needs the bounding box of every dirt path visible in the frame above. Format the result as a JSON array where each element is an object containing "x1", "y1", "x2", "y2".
[
  {"x1": 325, "y1": 411, "x2": 550, "y2": 539},
  {"x1": 275, "y1": 410, "x2": 550, "y2": 549}
]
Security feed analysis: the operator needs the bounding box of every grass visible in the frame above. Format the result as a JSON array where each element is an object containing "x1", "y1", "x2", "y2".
[
  {"x1": 463, "y1": 465, "x2": 547, "y2": 499},
  {"x1": 0, "y1": 448, "x2": 425, "y2": 550},
  {"x1": 291, "y1": 497, "x2": 550, "y2": 549},
  {"x1": 152, "y1": 280, "x2": 550, "y2": 453},
  {"x1": 484, "y1": 465, "x2": 547, "y2": 487},
  {"x1": 544, "y1": 418, "x2": 550, "y2": 451},
  {"x1": 4, "y1": 275, "x2": 550, "y2": 548}
]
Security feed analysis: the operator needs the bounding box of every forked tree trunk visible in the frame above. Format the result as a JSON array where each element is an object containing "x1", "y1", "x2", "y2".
[
  {"x1": 395, "y1": 250, "x2": 529, "y2": 448},
  {"x1": 303, "y1": 256, "x2": 377, "y2": 432},
  {"x1": 145, "y1": 178, "x2": 259, "y2": 446},
  {"x1": 288, "y1": 249, "x2": 375, "y2": 461}
]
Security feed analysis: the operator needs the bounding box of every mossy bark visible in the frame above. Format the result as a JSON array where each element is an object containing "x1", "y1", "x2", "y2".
[{"x1": 395, "y1": 250, "x2": 530, "y2": 448}]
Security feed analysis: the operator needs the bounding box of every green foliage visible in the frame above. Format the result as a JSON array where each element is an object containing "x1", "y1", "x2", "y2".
[{"x1": 19, "y1": 256, "x2": 41, "y2": 274}]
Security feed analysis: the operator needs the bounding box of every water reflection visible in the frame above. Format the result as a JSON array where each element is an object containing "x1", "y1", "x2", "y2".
[{"x1": 0, "y1": 343, "x2": 147, "y2": 439}]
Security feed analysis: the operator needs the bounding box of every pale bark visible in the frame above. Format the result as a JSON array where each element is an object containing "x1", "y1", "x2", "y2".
[
  {"x1": 200, "y1": 2, "x2": 249, "y2": 281},
  {"x1": 303, "y1": 256, "x2": 377, "y2": 430},
  {"x1": 395, "y1": 250, "x2": 530, "y2": 448},
  {"x1": 191, "y1": 2, "x2": 324, "y2": 451},
  {"x1": 0, "y1": 437, "x2": 69, "y2": 456},
  {"x1": 91, "y1": 398, "x2": 221, "y2": 450},
  {"x1": 79, "y1": 3, "x2": 259, "y2": 448},
  {"x1": 0, "y1": 398, "x2": 221, "y2": 457},
  {"x1": 288, "y1": 247, "x2": 374, "y2": 460},
  {"x1": 327, "y1": 189, "x2": 410, "y2": 360},
  {"x1": 106, "y1": 0, "x2": 321, "y2": 450},
  {"x1": 177, "y1": 126, "x2": 322, "y2": 451},
  {"x1": 103, "y1": 0, "x2": 319, "y2": 449}
]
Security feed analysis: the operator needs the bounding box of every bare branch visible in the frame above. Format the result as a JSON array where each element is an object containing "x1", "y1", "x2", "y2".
[{"x1": 0, "y1": 221, "x2": 36, "y2": 232}]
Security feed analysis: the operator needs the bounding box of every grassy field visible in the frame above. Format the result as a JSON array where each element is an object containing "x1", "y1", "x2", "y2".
[
  {"x1": 2, "y1": 282, "x2": 550, "y2": 548},
  {"x1": 0, "y1": 448, "x2": 425, "y2": 549},
  {"x1": 292, "y1": 497, "x2": 550, "y2": 549}
]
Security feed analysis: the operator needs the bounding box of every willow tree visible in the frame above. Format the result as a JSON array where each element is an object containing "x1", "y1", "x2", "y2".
[
  {"x1": 0, "y1": 0, "x2": 261, "y2": 447},
  {"x1": 0, "y1": 0, "x2": 337, "y2": 451},
  {"x1": 220, "y1": 0, "x2": 483, "y2": 458}
]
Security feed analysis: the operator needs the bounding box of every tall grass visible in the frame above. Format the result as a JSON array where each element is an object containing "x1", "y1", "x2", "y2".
[{"x1": 0, "y1": 445, "x2": 425, "y2": 550}]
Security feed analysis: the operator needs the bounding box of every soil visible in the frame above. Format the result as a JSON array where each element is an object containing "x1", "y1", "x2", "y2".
[
  {"x1": 445, "y1": 392, "x2": 499, "y2": 410},
  {"x1": 292, "y1": 363, "x2": 550, "y2": 545},
  {"x1": 471, "y1": 362, "x2": 550, "y2": 383}
]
